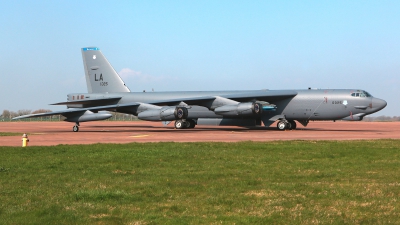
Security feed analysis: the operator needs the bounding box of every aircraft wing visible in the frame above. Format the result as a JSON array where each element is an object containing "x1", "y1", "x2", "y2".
[
  {"x1": 13, "y1": 90, "x2": 297, "y2": 120},
  {"x1": 147, "y1": 90, "x2": 297, "y2": 106},
  {"x1": 220, "y1": 90, "x2": 298, "y2": 102},
  {"x1": 12, "y1": 103, "x2": 140, "y2": 120},
  {"x1": 148, "y1": 96, "x2": 217, "y2": 106}
]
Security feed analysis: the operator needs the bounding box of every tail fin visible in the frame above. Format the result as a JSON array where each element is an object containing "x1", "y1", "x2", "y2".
[{"x1": 82, "y1": 47, "x2": 130, "y2": 93}]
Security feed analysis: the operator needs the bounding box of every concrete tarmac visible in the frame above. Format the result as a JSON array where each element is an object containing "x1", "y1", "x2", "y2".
[{"x1": 1, "y1": 121, "x2": 399, "y2": 146}]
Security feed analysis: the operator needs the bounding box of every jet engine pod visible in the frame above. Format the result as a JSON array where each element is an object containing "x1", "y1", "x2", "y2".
[
  {"x1": 138, "y1": 106, "x2": 188, "y2": 121},
  {"x1": 214, "y1": 102, "x2": 263, "y2": 116},
  {"x1": 64, "y1": 111, "x2": 112, "y2": 122},
  {"x1": 174, "y1": 107, "x2": 188, "y2": 119}
]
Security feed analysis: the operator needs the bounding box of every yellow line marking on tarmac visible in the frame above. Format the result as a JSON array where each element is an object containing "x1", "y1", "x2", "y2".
[{"x1": 130, "y1": 135, "x2": 149, "y2": 138}]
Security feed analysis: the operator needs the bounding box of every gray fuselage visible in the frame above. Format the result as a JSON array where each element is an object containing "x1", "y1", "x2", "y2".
[{"x1": 68, "y1": 89, "x2": 386, "y2": 124}]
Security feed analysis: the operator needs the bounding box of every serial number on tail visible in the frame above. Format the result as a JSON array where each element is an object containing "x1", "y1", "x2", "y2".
[{"x1": 100, "y1": 82, "x2": 108, "y2": 86}]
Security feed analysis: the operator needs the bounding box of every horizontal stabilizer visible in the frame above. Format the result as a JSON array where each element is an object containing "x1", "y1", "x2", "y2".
[
  {"x1": 51, "y1": 97, "x2": 122, "y2": 106},
  {"x1": 12, "y1": 103, "x2": 140, "y2": 120}
]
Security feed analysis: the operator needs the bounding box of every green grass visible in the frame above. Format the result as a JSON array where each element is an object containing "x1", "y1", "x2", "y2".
[
  {"x1": 1, "y1": 140, "x2": 400, "y2": 224},
  {"x1": 0, "y1": 132, "x2": 21, "y2": 136}
]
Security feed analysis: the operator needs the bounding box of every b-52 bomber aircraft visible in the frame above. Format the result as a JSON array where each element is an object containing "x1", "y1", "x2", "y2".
[{"x1": 13, "y1": 47, "x2": 387, "y2": 132}]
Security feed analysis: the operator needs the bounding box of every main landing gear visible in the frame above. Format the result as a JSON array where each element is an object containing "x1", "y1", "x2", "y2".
[
  {"x1": 175, "y1": 119, "x2": 196, "y2": 129},
  {"x1": 277, "y1": 120, "x2": 296, "y2": 130},
  {"x1": 73, "y1": 122, "x2": 80, "y2": 132}
]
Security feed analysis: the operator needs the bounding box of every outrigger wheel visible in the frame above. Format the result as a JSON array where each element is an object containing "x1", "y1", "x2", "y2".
[{"x1": 73, "y1": 122, "x2": 80, "y2": 132}]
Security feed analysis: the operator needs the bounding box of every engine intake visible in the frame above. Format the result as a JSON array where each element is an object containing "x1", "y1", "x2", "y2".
[
  {"x1": 214, "y1": 102, "x2": 263, "y2": 116},
  {"x1": 138, "y1": 106, "x2": 188, "y2": 121}
]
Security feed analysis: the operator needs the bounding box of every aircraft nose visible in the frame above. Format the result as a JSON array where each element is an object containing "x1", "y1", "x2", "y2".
[{"x1": 372, "y1": 98, "x2": 387, "y2": 111}]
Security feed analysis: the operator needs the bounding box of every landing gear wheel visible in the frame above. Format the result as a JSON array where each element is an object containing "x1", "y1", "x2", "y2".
[
  {"x1": 186, "y1": 119, "x2": 196, "y2": 129},
  {"x1": 73, "y1": 125, "x2": 79, "y2": 132},
  {"x1": 184, "y1": 121, "x2": 191, "y2": 129},
  {"x1": 73, "y1": 122, "x2": 80, "y2": 132},
  {"x1": 285, "y1": 121, "x2": 292, "y2": 130},
  {"x1": 175, "y1": 120, "x2": 184, "y2": 129},
  {"x1": 277, "y1": 121, "x2": 287, "y2": 130},
  {"x1": 288, "y1": 120, "x2": 297, "y2": 130}
]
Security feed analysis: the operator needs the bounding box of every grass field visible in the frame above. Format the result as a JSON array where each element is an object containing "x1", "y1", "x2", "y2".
[
  {"x1": 1, "y1": 140, "x2": 399, "y2": 224},
  {"x1": 0, "y1": 132, "x2": 21, "y2": 137}
]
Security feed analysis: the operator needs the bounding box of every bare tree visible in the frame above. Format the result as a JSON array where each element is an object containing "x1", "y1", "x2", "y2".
[
  {"x1": 2, "y1": 110, "x2": 10, "y2": 119},
  {"x1": 32, "y1": 109, "x2": 52, "y2": 114},
  {"x1": 17, "y1": 109, "x2": 32, "y2": 116},
  {"x1": 10, "y1": 111, "x2": 18, "y2": 119}
]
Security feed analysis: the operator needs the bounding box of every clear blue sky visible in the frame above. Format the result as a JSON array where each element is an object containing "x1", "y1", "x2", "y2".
[{"x1": 1, "y1": 1, "x2": 399, "y2": 116}]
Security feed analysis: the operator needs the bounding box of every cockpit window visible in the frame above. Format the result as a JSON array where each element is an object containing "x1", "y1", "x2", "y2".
[{"x1": 351, "y1": 90, "x2": 372, "y2": 98}]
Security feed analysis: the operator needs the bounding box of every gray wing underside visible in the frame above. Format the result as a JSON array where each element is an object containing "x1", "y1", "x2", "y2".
[
  {"x1": 48, "y1": 90, "x2": 297, "y2": 107},
  {"x1": 12, "y1": 103, "x2": 140, "y2": 120},
  {"x1": 13, "y1": 90, "x2": 297, "y2": 120},
  {"x1": 149, "y1": 90, "x2": 298, "y2": 106}
]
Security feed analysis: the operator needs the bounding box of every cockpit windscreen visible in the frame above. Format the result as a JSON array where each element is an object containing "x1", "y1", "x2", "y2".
[{"x1": 351, "y1": 90, "x2": 372, "y2": 98}]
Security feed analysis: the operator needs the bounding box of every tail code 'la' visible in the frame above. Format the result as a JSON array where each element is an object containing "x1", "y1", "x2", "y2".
[{"x1": 81, "y1": 47, "x2": 130, "y2": 93}]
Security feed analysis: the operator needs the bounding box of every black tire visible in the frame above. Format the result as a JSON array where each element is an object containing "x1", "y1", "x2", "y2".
[
  {"x1": 277, "y1": 121, "x2": 287, "y2": 130},
  {"x1": 189, "y1": 120, "x2": 196, "y2": 128},
  {"x1": 285, "y1": 121, "x2": 292, "y2": 130},
  {"x1": 184, "y1": 121, "x2": 191, "y2": 129},
  {"x1": 73, "y1": 125, "x2": 79, "y2": 132},
  {"x1": 288, "y1": 120, "x2": 297, "y2": 130},
  {"x1": 175, "y1": 120, "x2": 184, "y2": 129},
  {"x1": 186, "y1": 119, "x2": 196, "y2": 128}
]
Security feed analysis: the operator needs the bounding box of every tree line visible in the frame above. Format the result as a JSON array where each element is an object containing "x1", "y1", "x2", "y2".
[
  {"x1": 363, "y1": 116, "x2": 400, "y2": 122},
  {"x1": 1, "y1": 109, "x2": 52, "y2": 120}
]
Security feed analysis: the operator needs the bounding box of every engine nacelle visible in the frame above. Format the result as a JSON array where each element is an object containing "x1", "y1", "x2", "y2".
[
  {"x1": 137, "y1": 106, "x2": 188, "y2": 121},
  {"x1": 214, "y1": 102, "x2": 263, "y2": 116},
  {"x1": 64, "y1": 111, "x2": 112, "y2": 122}
]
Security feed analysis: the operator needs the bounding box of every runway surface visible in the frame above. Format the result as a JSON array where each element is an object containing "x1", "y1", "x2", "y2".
[{"x1": 1, "y1": 121, "x2": 399, "y2": 146}]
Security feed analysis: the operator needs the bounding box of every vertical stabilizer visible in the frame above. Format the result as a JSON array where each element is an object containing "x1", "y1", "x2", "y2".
[{"x1": 82, "y1": 47, "x2": 130, "y2": 93}]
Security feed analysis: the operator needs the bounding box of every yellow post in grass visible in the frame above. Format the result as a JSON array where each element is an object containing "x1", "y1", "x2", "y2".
[{"x1": 22, "y1": 133, "x2": 29, "y2": 147}]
